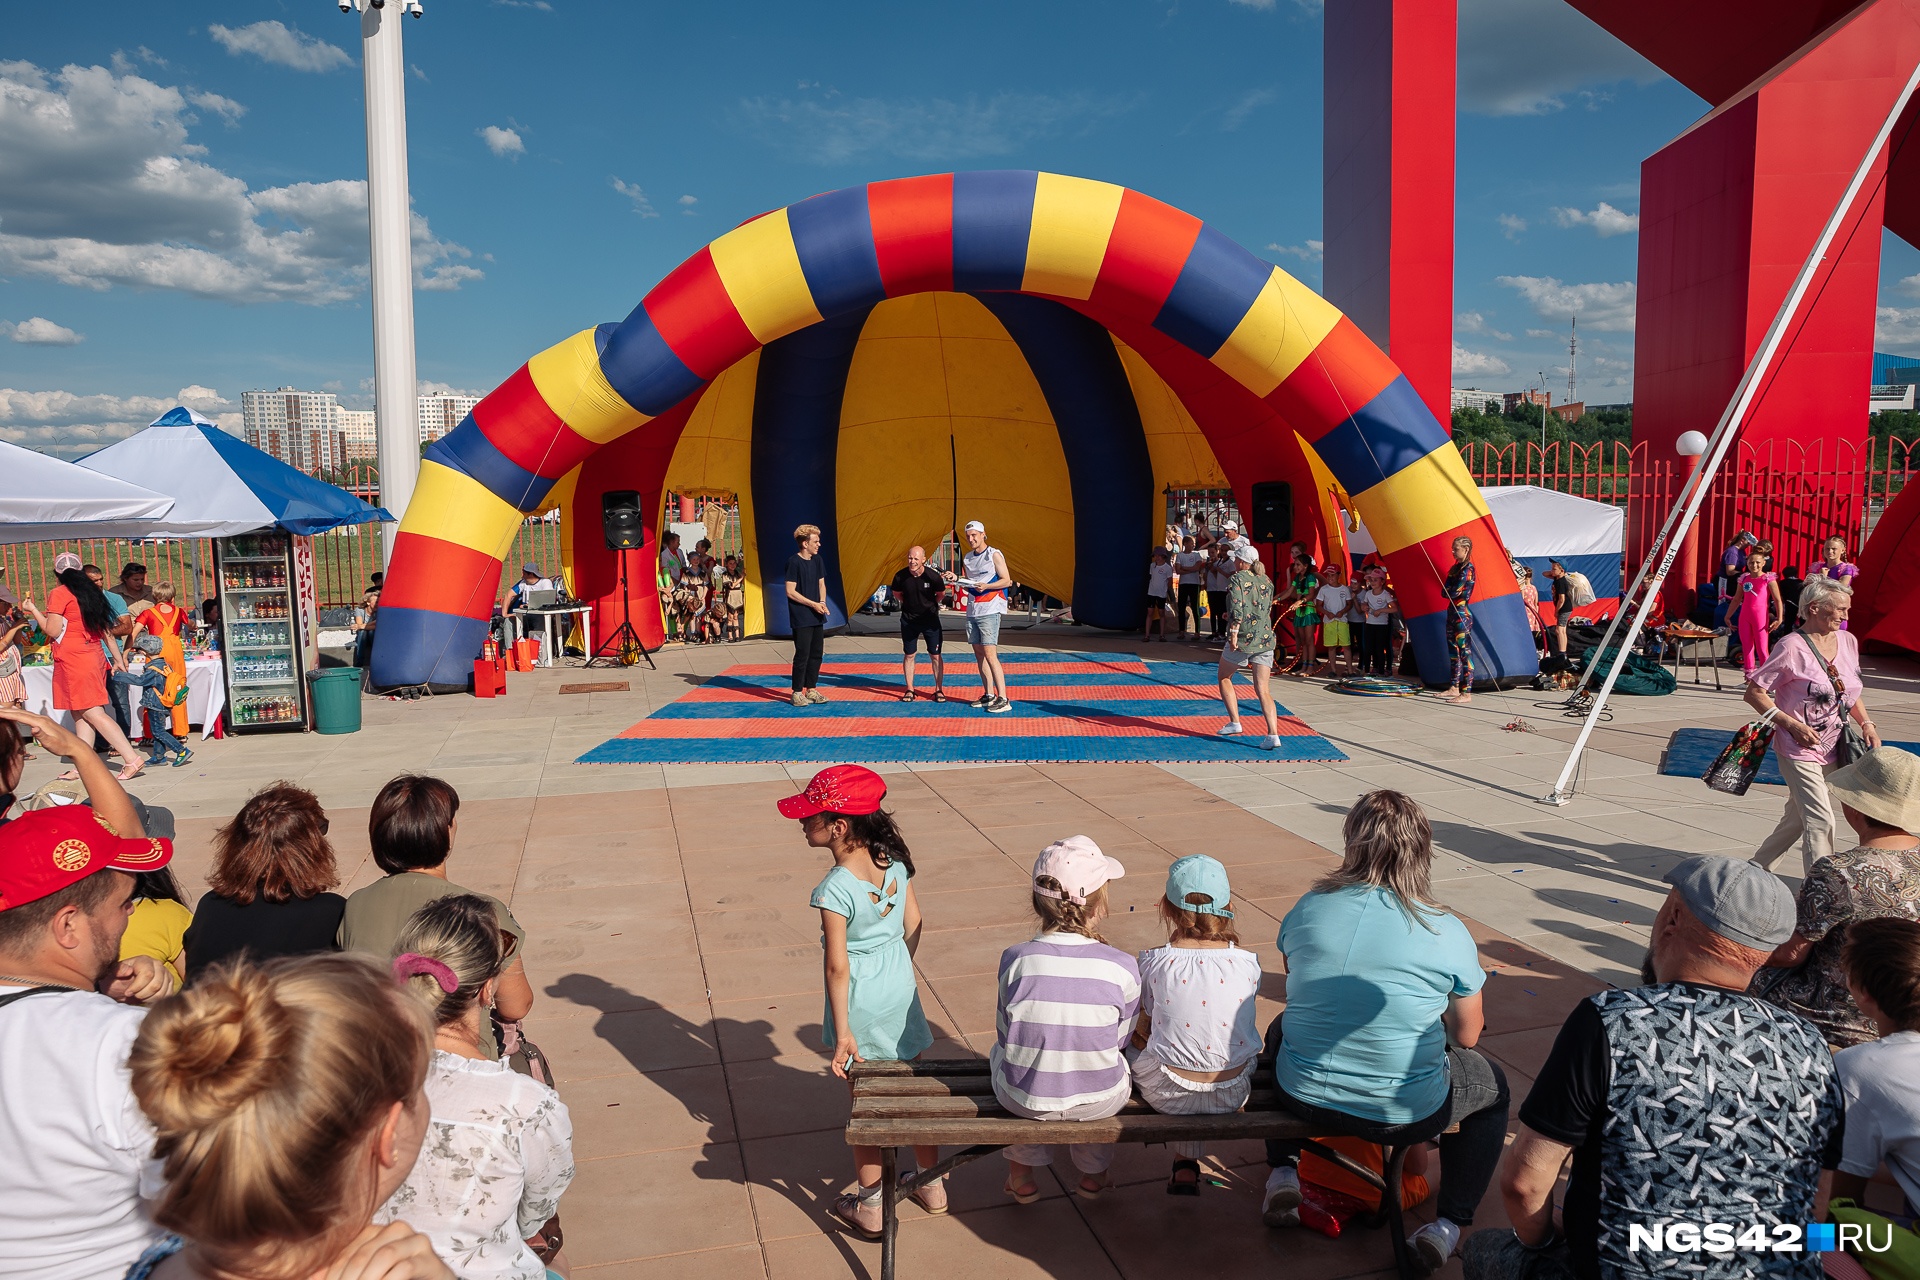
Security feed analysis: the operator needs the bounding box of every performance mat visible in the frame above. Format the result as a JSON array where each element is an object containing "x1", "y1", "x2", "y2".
[
  {"x1": 578, "y1": 652, "x2": 1348, "y2": 765},
  {"x1": 1659, "y1": 728, "x2": 1920, "y2": 787}
]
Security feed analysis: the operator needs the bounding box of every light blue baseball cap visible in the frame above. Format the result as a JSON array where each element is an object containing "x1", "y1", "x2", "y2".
[{"x1": 1165, "y1": 854, "x2": 1233, "y2": 918}]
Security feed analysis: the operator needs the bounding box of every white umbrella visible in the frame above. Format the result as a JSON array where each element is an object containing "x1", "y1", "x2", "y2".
[{"x1": 0, "y1": 439, "x2": 178, "y2": 545}]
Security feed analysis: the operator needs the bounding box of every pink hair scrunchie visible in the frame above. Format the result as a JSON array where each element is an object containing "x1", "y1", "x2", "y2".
[{"x1": 392, "y1": 953, "x2": 458, "y2": 993}]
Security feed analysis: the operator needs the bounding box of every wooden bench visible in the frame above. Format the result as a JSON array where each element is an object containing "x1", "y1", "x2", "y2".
[{"x1": 846, "y1": 1058, "x2": 1429, "y2": 1280}]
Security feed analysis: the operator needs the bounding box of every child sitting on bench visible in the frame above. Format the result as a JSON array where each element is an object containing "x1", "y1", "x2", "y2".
[
  {"x1": 991, "y1": 837, "x2": 1140, "y2": 1202},
  {"x1": 1128, "y1": 855, "x2": 1263, "y2": 1194}
]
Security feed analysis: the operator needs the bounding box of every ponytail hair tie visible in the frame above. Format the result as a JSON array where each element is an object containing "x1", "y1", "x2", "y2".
[{"x1": 392, "y1": 953, "x2": 458, "y2": 993}]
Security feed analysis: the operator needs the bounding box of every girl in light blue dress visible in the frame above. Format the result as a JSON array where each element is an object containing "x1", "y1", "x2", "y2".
[{"x1": 777, "y1": 764, "x2": 939, "y2": 1240}]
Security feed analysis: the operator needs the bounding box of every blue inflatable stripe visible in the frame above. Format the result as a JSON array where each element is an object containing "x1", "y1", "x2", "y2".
[
  {"x1": 788, "y1": 186, "x2": 887, "y2": 318},
  {"x1": 1153, "y1": 224, "x2": 1272, "y2": 358},
  {"x1": 423, "y1": 418, "x2": 555, "y2": 512},
  {"x1": 1403, "y1": 591, "x2": 1539, "y2": 686},
  {"x1": 749, "y1": 307, "x2": 874, "y2": 638},
  {"x1": 598, "y1": 303, "x2": 707, "y2": 417},
  {"x1": 974, "y1": 293, "x2": 1153, "y2": 632},
  {"x1": 952, "y1": 170, "x2": 1038, "y2": 293},
  {"x1": 1308, "y1": 376, "x2": 1453, "y2": 492},
  {"x1": 368, "y1": 605, "x2": 492, "y2": 691}
]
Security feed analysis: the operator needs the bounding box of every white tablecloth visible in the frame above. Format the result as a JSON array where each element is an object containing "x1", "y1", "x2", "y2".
[{"x1": 21, "y1": 655, "x2": 229, "y2": 742}]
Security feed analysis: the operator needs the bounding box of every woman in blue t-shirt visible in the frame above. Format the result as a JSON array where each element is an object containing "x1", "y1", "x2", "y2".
[{"x1": 1259, "y1": 790, "x2": 1510, "y2": 1272}]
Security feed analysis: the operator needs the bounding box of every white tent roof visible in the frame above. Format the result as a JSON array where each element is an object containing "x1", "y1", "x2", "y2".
[
  {"x1": 0, "y1": 439, "x2": 177, "y2": 546},
  {"x1": 1346, "y1": 484, "x2": 1623, "y2": 557}
]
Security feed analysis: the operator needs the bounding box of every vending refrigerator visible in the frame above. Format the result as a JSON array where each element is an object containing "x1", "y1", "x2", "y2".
[{"x1": 213, "y1": 532, "x2": 308, "y2": 733}]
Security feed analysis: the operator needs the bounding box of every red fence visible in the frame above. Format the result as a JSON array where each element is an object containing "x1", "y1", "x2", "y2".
[{"x1": 1458, "y1": 436, "x2": 1916, "y2": 576}]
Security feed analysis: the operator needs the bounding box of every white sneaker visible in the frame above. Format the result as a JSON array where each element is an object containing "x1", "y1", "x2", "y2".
[
  {"x1": 1217, "y1": 721, "x2": 1243, "y2": 736},
  {"x1": 1258, "y1": 733, "x2": 1281, "y2": 751},
  {"x1": 1260, "y1": 1166, "x2": 1301, "y2": 1228},
  {"x1": 1409, "y1": 1219, "x2": 1461, "y2": 1270}
]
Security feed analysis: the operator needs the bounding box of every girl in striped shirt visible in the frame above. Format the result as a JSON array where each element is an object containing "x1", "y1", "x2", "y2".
[{"x1": 990, "y1": 837, "x2": 1141, "y2": 1202}]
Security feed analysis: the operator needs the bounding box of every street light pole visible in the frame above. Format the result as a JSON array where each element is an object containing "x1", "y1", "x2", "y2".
[{"x1": 351, "y1": 0, "x2": 423, "y2": 566}]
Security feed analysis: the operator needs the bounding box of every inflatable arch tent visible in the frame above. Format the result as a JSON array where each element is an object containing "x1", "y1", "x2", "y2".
[{"x1": 371, "y1": 172, "x2": 1538, "y2": 690}]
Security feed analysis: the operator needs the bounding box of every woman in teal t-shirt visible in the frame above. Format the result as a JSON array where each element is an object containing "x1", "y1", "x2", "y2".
[
  {"x1": 778, "y1": 765, "x2": 939, "y2": 1243},
  {"x1": 1259, "y1": 790, "x2": 1511, "y2": 1272}
]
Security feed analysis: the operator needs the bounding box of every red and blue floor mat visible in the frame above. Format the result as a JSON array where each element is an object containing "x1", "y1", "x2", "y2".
[{"x1": 578, "y1": 652, "x2": 1347, "y2": 765}]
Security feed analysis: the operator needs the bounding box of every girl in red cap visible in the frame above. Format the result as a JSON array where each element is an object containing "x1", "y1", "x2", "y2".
[{"x1": 778, "y1": 764, "x2": 940, "y2": 1239}]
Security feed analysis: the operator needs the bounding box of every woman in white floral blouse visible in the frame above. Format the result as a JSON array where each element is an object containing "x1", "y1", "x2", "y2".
[{"x1": 382, "y1": 895, "x2": 576, "y2": 1280}]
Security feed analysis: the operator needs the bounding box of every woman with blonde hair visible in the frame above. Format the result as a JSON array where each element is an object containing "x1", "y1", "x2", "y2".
[
  {"x1": 382, "y1": 894, "x2": 574, "y2": 1280},
  {"x1": 123, "y1": 951, "x2": 449, "y2": 1280},
  {"x1": 1260, "y1": 790, "x2": 1509, "y2": 1271}
]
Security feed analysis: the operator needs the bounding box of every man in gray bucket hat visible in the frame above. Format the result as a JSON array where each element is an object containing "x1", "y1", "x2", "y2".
[{"x1": 1461, "y1": 856, "x2": 1845, "y2": 1280}]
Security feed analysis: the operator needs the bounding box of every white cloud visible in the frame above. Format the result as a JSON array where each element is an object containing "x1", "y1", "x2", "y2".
[
  {"x1": 492, "y1": 0, "x2": 555, "y2": 8},
  {"x1": 1458, "y1": 0, "x2": 1662, "y2": 116},
  {"x1": 187, "y1": 90, "x2": 246, "y2": 122},
  {"x1": 1876, "y1": 306, "x2": 1920, "y2": 350},
  {"x1": 1222, "y1": 87, "x2": 1277, "y2": 131},
  {"x1": 1229, "y1": 0, "x2": 1277, "y2": 8},
  {"x1": 1455, "y1": 311, "x2": 1512, "y2": 341},
  {"x1": 477, "y1": 126, "x2": 525, "y2": 159},
  {"x1": 612, "y1": 179, "x2": 658, "y2": 217},
  {"x1": 0, "y1": 61, "x2": 479, "y2": 304},
  {"x1": 208, "y1": 22, "x2": 351, "y2": 73},
  {"x1": 418, "y1": 380, "x2": 481, "y2": 398},
  {"x1": 1552, "y1": 201, "x2": 1639, "y2": 237},
  {"x1": 1497, "y1": 275, "x2": 1637, "y2": 332},
  {"x1": 1266, "y1": 239, "x2": 1323, "y2": 262},
  {"x1": 735, "y1": 90, "x2": 1133, "y2": 164},
  {"x1": 4, "y1": 317, "x2": 84, "y2": 346},
  {"x1": 0, "y1": 385, "x2": 241, "y2": 456},
  {"x1": 1497, "y1": 213, "x2": 1527, "y2": 240},
  {"x1": 1453, "y1": 344, "x2": 1512, "y2": 377},
  {"x1": 678, "y1": 194, "x2": 699, "y2": 216}
]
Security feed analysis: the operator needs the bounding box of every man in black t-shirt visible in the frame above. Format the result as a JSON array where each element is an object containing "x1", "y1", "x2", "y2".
[
  {"x1": 890, "y1": 545, "x2": 947, "y2": 702},
  {"x1": 784, "y1": 524, "x2": 829, "y2": 708},
  {"x1": 1463, "y1": 857, "x2": 1842, "y2": 1280}
]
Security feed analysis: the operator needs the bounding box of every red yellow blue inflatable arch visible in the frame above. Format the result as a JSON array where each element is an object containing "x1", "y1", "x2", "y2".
[{"x1": 371, "y1": 171, "x2": 1538, "y2": 689}]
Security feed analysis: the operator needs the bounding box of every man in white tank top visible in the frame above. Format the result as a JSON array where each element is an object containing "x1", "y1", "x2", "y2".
[{"x1": 943, "y1": 520, "x2": 1014, "y2": 713}]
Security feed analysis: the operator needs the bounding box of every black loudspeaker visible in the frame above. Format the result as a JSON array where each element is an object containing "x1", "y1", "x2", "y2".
[
  {"x1": 1248, "y1": 482, "x2": 1292, "y2": 542},
  {"x1": 602, "y1": 490, "x2": 644, "y2": 550}
]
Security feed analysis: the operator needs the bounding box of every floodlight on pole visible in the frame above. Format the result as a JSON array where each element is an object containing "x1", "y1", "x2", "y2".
[{"x1": 343, "y1": 0, "x2": 422, "y2": 566}]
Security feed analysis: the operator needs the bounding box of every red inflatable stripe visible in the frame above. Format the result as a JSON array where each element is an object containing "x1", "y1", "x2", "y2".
[
  {"x1": 642, "y1": 246, "x2": 759, "y2": 380},
  {"x1": 379, "y1": 534, "x2": 503, "y2": 621},
  {"x1": 471, "y1": 364, "x2": 593, "y2": 478},
  {"x1": 869, "y1": 174, "x2": 954, "y2": 297},
  {"x1": 1382, "y1": 518, "x2": 1521, "y2": 618},
  {"x1": 1272, "y1": 317, "x2": 1401, "y2": 447},
  {"x1": 1089, "y1": 188, "x2": 1202, "y2": 324}
]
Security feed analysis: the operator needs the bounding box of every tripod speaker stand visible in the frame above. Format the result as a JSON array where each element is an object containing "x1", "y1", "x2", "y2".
[{"x1": 587, "y1": 489, "x2": 658, "y2": 669}]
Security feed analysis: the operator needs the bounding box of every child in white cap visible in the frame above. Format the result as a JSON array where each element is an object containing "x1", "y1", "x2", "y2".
[
  {"x1": 1129, "y1": 855, "x2": 1263, "y2": 1194},
  {"x1": 991, "y1": 837, "x2": 1140, "y2": 1202}
]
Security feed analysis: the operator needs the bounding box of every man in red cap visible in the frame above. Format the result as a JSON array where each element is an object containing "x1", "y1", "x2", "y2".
[{"x1": 0, "y1": 799, "x2": 176, "y2": 1280}]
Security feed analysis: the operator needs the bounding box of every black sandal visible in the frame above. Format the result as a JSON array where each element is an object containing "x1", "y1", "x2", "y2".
[
  {"x1": 1167, "y1": 1159, "x2": 1202, "y2": 1196},
  {"x1": 901, "y1": 691, "x2": 917, "y2": 703},
  {"x1": 931, "y1": 689, "x2": 947, "y2": 702}
]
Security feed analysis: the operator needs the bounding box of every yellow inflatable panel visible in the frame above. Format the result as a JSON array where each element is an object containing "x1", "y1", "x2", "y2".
[
  {"x1": 1022, "y1": 174, "x2": 1125, "y2": 301},
  {"x1": 662, "y1": 353, "x2": 765, "y2": 637},
  {"x1": 1356, "y1": 442, "x2": 1492, "y2": 555},
  {"x1": 708, "y1": 209, "x2": 823, "y2": 345},
  {"x1": 1210, "y1": 268, "x2": 1343, "y2": 399},
  {"x1": 409, "y1": 460, "x2": 526, "y2": 562},
  {"x1": 526, "y1": 329, "x2": 648, "y2": 447},
  {"x1": 836, "y1": 294, "x2": 1074, "y2": 607},
  {"x1": 1112, "y1": 338, "x2": 1229, "y2": 494}
]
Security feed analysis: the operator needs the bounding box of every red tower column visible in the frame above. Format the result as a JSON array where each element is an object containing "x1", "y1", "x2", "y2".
[{"x1": 1323, "y1": 0, "x2": 1458, "y2": 429}]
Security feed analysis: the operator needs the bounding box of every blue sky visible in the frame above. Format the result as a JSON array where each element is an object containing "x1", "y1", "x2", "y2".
[{"x1": 3, "y1": 0, "x2": 1915, "y2": 456}]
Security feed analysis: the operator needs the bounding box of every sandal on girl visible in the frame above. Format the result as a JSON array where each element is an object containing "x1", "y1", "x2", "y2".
[
  {"x1": 900, "y1": 1169, "x2": 949, "y2": 1215},
  {"x1": 931, "y1": 689, "x2": 947, "y2": 702},
  {"x1": 1075, "y1": 1171, "x2": 1113, "y2": 1201},
  {"x1": 1167, "y1": 1158, "x2": 1202, "y2": 1197},
  {"x1": 1004, "y1": 1173, "x2": 1041, "y2": 1205},
  {"x1": 900, "y1": 691, "x2": 917, "y2": 703},
  {"x1": 827, "y1": 1186, "x2": 884, "y2": 1240}
]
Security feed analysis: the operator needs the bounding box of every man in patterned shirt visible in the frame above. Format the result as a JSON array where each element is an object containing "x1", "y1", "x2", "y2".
[{"x1": 1463, "y1": 856, "x2": 1844, "y2": 1280}]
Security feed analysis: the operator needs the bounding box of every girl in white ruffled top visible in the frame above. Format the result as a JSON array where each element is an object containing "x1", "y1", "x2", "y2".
[
  {"x1": 1129, "y1": 854, "x2": 1264, "y2": 1194},
  {"x1": 383, "y1": 894, "x2": 576, "y2": 1280}
]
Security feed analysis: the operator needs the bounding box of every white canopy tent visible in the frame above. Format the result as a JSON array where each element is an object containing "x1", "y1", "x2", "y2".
[{"x1": 0, "y1": 439, "x2": 178, "y2": 545}]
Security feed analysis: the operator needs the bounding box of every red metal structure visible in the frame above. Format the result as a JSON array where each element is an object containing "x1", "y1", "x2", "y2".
[
  {"x1": 1323, "y1": 0, "x2": 1458, "y2": 429},
  {"x1": 1566, "y1": 0, "x2": 1920, "y2": 622}
]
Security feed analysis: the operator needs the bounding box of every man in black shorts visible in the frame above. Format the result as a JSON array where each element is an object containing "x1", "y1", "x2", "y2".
[{"x1": 891, "y1": 545, "x2": 947, "y2": 702}]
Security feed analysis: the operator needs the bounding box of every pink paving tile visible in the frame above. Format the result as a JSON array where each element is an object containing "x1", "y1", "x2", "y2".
[
  {"x1": 561, "y1": 1144, "x2": 757, "y2": 1266},
  {"x1": 563, "y1": 1067, "x2": 737, "y2": 1160}
]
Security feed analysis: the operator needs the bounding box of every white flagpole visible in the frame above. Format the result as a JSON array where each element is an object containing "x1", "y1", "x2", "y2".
[{"x1": 1542, "y1": 55, "x2": 1920, "y2": 806}]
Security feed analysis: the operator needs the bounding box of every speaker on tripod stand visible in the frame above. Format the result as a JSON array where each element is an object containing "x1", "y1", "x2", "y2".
[{"x1": 587, "y1": 490, "x2": 658, "y2": 669}]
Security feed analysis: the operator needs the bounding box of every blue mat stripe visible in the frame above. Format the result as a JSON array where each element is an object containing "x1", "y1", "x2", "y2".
[
  {"x1": 1660, "y1": 729, "x2": 1920, "y2": 787},
  {"x1": 579, "y1": 733, "x2": 1348, "y2": 764},
  {"x1": 652, "y1": 697, "x2": 1254, "y2": 720}
]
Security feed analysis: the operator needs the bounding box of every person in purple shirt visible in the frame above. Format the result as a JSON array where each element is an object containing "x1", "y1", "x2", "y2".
[{"x1": 991, "y1": 837, "x2": 1140, "y2": 1202}]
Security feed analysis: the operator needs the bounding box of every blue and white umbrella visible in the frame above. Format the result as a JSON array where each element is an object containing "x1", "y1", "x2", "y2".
[{"x1": 76, "y1": 406, "x2": 392, "y2": 538}]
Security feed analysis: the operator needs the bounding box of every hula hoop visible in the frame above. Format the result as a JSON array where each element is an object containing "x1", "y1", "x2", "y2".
[{"x1": 1330, "y1": 676, "x2": 1420, "y2": 697}]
